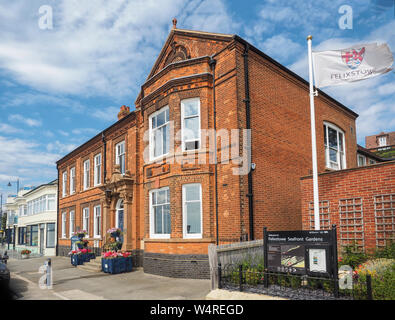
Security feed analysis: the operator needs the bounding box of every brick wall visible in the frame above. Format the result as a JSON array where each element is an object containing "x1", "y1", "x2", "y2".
[
  {"x1": 56, "y1": 28, "x2": 362, "y2": 279},
  {"x1": 301, "y1": 161, "x2": 395, "y2": 252}
]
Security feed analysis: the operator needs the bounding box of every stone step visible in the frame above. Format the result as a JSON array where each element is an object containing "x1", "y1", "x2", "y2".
[{"x1": 77, "y1": 258, "x2": 103, "y2": 273}]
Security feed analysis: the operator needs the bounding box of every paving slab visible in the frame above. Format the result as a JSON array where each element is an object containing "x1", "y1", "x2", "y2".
[{"x1": 7, "y1": 256, "x2": 211, "y2": 300}]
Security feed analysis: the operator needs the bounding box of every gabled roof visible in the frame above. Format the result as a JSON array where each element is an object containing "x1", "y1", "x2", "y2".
[
  {"x1": 357, "y1": 144, "x2": 389, "y2": 161},
  {"x1": 145, "y1": 28, "x2": 233, "y2": 81}
]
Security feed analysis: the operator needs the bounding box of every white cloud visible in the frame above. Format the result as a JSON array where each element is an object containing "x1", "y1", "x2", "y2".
[
  {"x1": 0, "y1": 135, "x2": 59, "y2": 192},
  {"x1": 0, "y1": 0, "x2": 237, "y2": 99},
  {"x1": 8, "y1": 114, "x2": 42, "y2": 127},
  {"x1": 91, "y1": 106, "x2": 120, "y2": 122},
  {"x1": 260, "y1": 34, "x2": 303, "y2": 62},
  {"x1": 71, "y1": 128, "x2": 99, "y2": 135},
  {"x1": 0, "y1": 123, "x2": 24, "y2": 134},
  {"x1": 46, "y1": 140, "x2": 77, "y2": 154}
]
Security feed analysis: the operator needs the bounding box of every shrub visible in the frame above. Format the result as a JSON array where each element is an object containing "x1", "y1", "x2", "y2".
[
  {"x1": 338, "y1": 244, "x2": 368, "y2": 269},
  {"x1": 372, "y1": 242, "x2": 395, "y2": 260},
  {"x1": 354, "y1": 259, "x2": 395, "y2": 300}
]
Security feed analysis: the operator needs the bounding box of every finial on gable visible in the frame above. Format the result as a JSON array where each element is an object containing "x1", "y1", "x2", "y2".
[{"x1": 172, "y1": 17, "x2": 177, "y2": 29}]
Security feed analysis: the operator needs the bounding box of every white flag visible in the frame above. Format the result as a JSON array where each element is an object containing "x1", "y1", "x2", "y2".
[{"x1": 312, "y1": 42, "x2": 393, "y2": 88}]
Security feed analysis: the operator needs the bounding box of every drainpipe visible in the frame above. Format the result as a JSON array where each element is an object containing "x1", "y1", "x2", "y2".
[
  {"x1": 209, "y1": 56, "x2": 219, "y2": 245},
  {"x1": 102, "y1": 132, "x2": 107, "y2": 183},
  {"x1": 56, "y1": 167, "x2": 59, "y2": 256},
  {"x1": 243, "y1": 43, "x2": 254, "y2": 241}
]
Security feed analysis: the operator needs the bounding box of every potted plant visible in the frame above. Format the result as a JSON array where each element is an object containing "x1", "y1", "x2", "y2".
[
  {"x1": 68, "y1": 250, "x2": 84, "y2": 266},
  {"x1": 101, "y1": 251, "x2": 133, "y2": 274},
  {"x1": 107, "y1": 228, "x2": 122, "y2": 239},
  {"x1": 74, "y1": 230, "x2": 88, "y2": 240},
  {"x1": 21, "y1": 249, "x2": 31, "y2": 259},
  {"x1": 80, "y1": 248, "x2": 91, "y2": 262}
]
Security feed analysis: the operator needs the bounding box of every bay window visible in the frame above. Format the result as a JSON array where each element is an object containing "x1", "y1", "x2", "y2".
[
  {"x1": 46, "y1": 223, "x2": 56, "y2": 248},
  {"x1": 47, "y1": 194, "x2": 56, "y2": 211},
  {"x1": 182, "y1": 184, "x2": 202, "y2": 238},
  {"x1": 149, "y1": 187, "x2": 170, "y2": 238},
  {"x1": 324, "y1": 122, "x2": 346, "y2": 170},
  {"x1": 181, "y1": 98, "x2": 201, "y2": 151},
  {"x1": 149, "y1": 107, "x2": 170, "y2": 160},
  {"x1": 31, "y1": 225, "x2": 38, "y2": 246}
]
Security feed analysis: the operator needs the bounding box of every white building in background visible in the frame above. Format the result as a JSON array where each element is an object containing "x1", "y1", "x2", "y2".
[{"x1": 4, "y1": 180, "x2": 58, "y2": 256}]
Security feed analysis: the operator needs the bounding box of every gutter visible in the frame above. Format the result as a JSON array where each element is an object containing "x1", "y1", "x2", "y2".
[
  {"x1": 242, "y1": 43, "x2": 254, "y2": 241},
  {"x1": 55, "y1": 167, "x2": 59, "y2": 257},
  {"x1": 209, "y1": 56, "x2": 219, "y2": 246},
  {"x1": 102, "y1": 133, "x2": 107, "y2": 183}
]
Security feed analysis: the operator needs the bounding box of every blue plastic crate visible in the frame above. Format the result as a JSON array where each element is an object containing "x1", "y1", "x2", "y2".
[{"x1": 71, "y1": 254, "x2": 84, "y2": 266}]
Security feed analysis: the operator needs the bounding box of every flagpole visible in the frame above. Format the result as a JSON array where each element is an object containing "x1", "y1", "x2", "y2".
[{"x1": 307, "y1": 35, "x2": 320, "y2": 231}]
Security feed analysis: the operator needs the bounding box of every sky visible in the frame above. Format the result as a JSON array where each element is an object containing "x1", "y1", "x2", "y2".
[{"x1": 0, "y1": 0, "x2": 394, "y2": 201}]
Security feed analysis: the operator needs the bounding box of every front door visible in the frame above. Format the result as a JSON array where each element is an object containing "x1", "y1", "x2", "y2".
[{"x1": 117, "y1": 208, "x2": 124, "y2": 243}]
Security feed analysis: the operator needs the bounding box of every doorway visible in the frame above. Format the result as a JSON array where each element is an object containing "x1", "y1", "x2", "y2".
[{"x1": 115, "y1": 199, "x2": 124, "y2": 243}]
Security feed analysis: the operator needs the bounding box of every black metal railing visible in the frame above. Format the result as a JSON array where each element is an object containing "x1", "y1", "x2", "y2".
[{"x1": 218, "y1": 263, "x2": 372, "y2": 300}]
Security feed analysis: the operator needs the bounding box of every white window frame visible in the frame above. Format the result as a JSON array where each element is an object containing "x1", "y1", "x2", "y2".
[
  {"x1": 115, "y1": 141, "x2": 125, "y2": 175},
  {"x1": 181, "y1": 98, "x2": 201, "y2": 152},
  {"x1": 94, "y1": 153, "x2": 102, "y2": 186},
  {"x1": 82, "y1": 207, "x2": 90, "y2": 237},
  {"x1": 70, "y1": 167, "x2": 75, "y2": 194},
  {"x1": 149, "y1": 106, "x2": 170, "y2": 161},
  {"x1": 83, "y1": 159, "x2": 90, "y2": 190},
  {"x1": 378, "y1": 136, "x2": 387, "y2": 147},
  {"x1": 182, "y1": 183, "x2": 203, "y2": 239},
  {"x1": 61, "y1": 212, "x2": 67, "y2": 238},
  {"x1": 69, "y1": 210, "x2": 75, "y2": 238},
  {"x1": 324, "y1": 122, "x2": 346, "y2": 170},
  {"x1": 93, "y1": 205, "x2": 101, "y2": 238},
  {"x1": 357, "y1": 154, "x2": 366, "y2": 167},
  {"x1": 62, "y1": 171, "x2": 67, "y2": 197},
  {"x1": 149, "y1": 187, "x2": 171, "y2": 239}
]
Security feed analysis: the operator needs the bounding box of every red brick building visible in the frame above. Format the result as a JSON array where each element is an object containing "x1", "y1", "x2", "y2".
[
  {"x1": 56, "y1": 23, "x2": 362, "y2": 278},
  {"x1": 301, "y1": 161, "x2": 395, "y2": 252},
  {"x1": 365, "y1": 131, "x2": 395, "y2": 150}
]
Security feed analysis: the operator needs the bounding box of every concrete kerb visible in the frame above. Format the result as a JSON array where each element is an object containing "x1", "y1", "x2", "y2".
[{"x1": 206, "y1": 289, "x2": 287, "y2": 300}]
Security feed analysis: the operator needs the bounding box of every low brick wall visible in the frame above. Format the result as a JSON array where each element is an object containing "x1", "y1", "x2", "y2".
[
  {"x1": 301, "y1": 161, "x2": 395, "y2": 252},
  {"x1": 143, "y1": 252, "x2": 210, "y2": 279}
]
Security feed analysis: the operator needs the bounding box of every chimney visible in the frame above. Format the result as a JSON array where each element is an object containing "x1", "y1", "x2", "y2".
[{"x1": 117, "y1": 105, "x2": 130, "y2": 120}]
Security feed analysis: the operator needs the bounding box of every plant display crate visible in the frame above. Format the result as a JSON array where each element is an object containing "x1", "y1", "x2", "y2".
[
  {"x1": 101, "y1": 257, "x2": 133, "y2": 274},
  {"x1": 71, "y1": 254, "x2": 84, "y2": 266}
]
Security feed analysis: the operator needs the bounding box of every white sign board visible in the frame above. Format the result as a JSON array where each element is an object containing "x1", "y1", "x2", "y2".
[{"x1": 309, "y1": 248, "x2": 327, "y2": 273}]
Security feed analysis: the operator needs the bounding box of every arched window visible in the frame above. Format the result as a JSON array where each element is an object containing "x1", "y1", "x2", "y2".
[{"x1": 324, "y1": 122, "x2": 346, "y2": 170}]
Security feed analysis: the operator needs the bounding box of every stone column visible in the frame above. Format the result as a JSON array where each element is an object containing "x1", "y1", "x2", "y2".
[
  {"x1": 121, "y1": 191, "x2": 134, "y2": 251},
  {"x1": 102, "y1": 197, "x2": 111, "y2": 241}
]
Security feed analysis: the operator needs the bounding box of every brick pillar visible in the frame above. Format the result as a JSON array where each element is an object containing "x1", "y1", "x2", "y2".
[{"x1": 121, "y1": 192, "x2": 134, "y2": 251}]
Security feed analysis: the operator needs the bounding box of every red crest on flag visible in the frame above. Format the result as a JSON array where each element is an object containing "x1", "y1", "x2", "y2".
[{"x1": 341, "y1": 47, "x2": 365, "y2": 69}]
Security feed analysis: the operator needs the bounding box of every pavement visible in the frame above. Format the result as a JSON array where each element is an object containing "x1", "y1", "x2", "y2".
[
  {"x1": 5, "y1": 256, "x2": 211, "y2": 300},
  {"x1": 4, "y1": 256, "x2": 286, "y2": 300}
]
